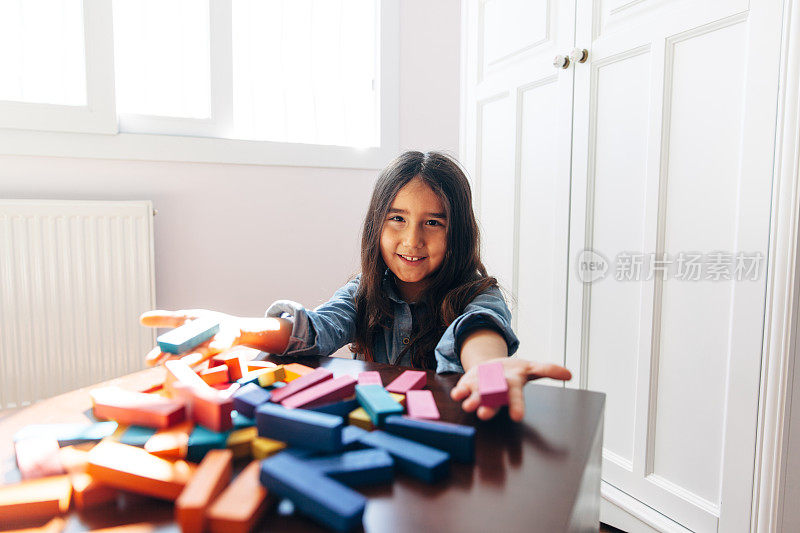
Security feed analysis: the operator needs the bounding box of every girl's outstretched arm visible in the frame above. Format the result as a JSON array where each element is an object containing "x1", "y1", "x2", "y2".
[
  {"x1": 451, "y1": 328, "x2": 572, "y2": 422},
  {"x1": 139, "y1": 309, "x2": 293, "y2": 366}
]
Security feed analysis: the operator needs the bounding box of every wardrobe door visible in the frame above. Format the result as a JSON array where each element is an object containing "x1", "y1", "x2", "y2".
[
  {"x1": 461, "y1": 0, "x2": 575, "y2": 379},
  {"x1": 566, "y1": 1, "x2": 782, "y2": 531}
]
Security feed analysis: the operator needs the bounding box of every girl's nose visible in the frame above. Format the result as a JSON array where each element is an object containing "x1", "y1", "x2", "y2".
[{"x1": 402, "y1": 226, "x2": 424, "y2": 248}]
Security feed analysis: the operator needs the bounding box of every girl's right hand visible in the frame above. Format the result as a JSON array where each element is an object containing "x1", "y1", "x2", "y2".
[{"x1": 139, "y1": 309, "x2": 292, "y2": 366}]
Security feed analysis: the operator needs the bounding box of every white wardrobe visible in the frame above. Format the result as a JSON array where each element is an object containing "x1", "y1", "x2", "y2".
[{"x1": 460, "y1": 0, "x2": 800, "y2": 531}]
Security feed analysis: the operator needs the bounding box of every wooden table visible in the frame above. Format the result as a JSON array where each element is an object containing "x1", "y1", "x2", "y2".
[{"x1": 0, "y1": 355, "x2": 605, "y2": 533}]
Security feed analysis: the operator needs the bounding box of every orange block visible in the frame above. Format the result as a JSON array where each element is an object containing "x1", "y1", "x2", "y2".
[
  {"x1": 175, "y1": 449, "x2": 233, "y2": 533},
  {"x1": 207, "y1": 460, "x2": 270, "y2": 533},
  {"x1": 282, "y1": 363, "x2": 314, "y2": 382},
  {"x1": 200, "y1": 365, "x2": 230, "y2": 386},
  {"x1": 145, "y1": 421, "x2": 195, "y2": 459},
  {"x1": 246, "y1": 361, "x2": 277, "y2": 372},
  {"x1": 58, "y1": 445, "x2": 92, "y2": 474},
  {"x1": 0, "y1": 475, "x2": 71, "y2": 525},
  {"x1": 69, "y1": 472, "x2": 117, "y2": 510},
  {"x1": 87, "y1": 440, "x2": 196, "y2": 501},
  {"x1": 212, "y1": 353, "x2": 245, "y2": 381},
  {"x1": 90, "y1": 386, "x2": 186, "y2": 428},
  {"x1": 15, "y1": 438, "x2": 65, "y2": 480}
]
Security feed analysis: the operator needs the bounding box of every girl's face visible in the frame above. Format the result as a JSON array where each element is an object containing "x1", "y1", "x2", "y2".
[{"x1": 380, "y1": 176, "x2": 448, "y2": 302}]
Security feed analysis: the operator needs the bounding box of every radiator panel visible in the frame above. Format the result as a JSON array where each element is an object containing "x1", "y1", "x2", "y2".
[{"x1": 0, "y1": 200, "x2": 156, "y2": 409}]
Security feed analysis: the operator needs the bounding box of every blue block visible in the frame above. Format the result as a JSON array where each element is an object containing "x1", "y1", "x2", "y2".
[
  {"x1": 354, "y1": 384, "x2": 403, "y2": 426},
  {"x1": 308, "y1": 398, "x2": 360, "y2": 418},
  {"x1": 357, "y1": 430, "x2": 449, "y2": 483},
  {"x1": 304, "y1": 448, "x2": 394, "y2": 486},
  {"x1": 157, "y1": 317, "x2": 220, "y2": 354},
  {"x1": 341, "y1": 425, "x2": 368, "y2": 449},
  {"x1": 231, "y1": 410, "x2": 256, "y2": 429},
  {"x1": 259, "y1": 452, "x2": 366, "y2": 532},
  {"x1": 119, "y1": 425, "x2": 157, "y2": 447},
  {"x1": 186, "y1": 425, "x2": 230, "y2": 462},
  {"x1": 265, "y1": 381, "x2": 287, "y2": 390},
  {"x1": 256, "y1": 403, "x2": 344, "y2": 453},
  {"x1": 383, "y1": 415, "x2": 476, "y2": 463},
  {"x1": 232, "y1": 383, "x2": 272, "y2": 418},
  {"x1": 13, "y1": 422, "x2": 118, "y2": 446}
]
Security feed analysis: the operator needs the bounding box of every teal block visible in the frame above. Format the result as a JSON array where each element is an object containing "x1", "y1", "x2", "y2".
[{"x1": 355, "y1": 384, "x2": 403, "y2": 426}]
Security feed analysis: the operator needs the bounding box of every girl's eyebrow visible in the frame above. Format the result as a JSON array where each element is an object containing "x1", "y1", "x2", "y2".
[{"x1": 388, "y1": 207, "x2": 447, "y2": 219}]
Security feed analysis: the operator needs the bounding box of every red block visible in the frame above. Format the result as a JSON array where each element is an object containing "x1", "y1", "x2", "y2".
[
  {"x1": 478, "y1": 362, "x2": 509, "y2": 408},
  {"x1": 386, "y1": 370, "x2": 427, "y2": 394},
  {"x1": 269, "y1": 367, "x2": 333, "y2": 404},
  {"x1": 281, "y1": 375, "x2": 358, "y2": 409},
  {"x1": 90, "y1": 386, "x2": 186, "y2": 428},
  {"x1": 172, "y1": 383, "x2": 234, "y2": 433},
  {"x1": 406, "y1": 390, "x2": 441, "y2": 420},
  {"x1": 358, "y1": 371, "x2": 382, "y2": 386}
]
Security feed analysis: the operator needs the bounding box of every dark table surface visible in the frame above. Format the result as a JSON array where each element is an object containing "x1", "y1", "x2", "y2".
[{"x1": 0, "y1": 355, "x2": 605, "y2": 533}]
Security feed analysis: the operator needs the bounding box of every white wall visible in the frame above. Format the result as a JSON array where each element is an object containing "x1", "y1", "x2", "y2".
[{"x1": 0, "y1": 1, "x2": 461, "y2": 319}]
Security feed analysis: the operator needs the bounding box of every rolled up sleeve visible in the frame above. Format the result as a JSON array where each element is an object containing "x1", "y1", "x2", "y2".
[
  {"x1": 434, "y1": 286, "x2": 519, "y2": 374},
  {"x1": 265, "y1": 278, "x2": 360, "y2": 357}
]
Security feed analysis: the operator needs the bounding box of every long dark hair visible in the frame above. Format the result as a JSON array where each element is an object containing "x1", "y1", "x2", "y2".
[{"x1": 350, "y1": 151, "x2": 497, "y2": 369}]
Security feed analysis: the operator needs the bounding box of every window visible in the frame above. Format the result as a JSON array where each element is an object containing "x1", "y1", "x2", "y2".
[{"x1": 0, "y1": 0, "x2": 398, "y2": 168}]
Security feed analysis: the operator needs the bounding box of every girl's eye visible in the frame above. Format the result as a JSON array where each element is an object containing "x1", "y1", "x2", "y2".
[
  {"x1": 388, "y1": 215, "x2": 404, "y2": 222},
  {"x1": 426, "y1": 220, "x2": 443, "y2": 226}
]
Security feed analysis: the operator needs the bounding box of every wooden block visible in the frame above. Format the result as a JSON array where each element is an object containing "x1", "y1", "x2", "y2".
[
  {"x1": 69, "y1": 472, "x2": 117, "y2": 510},
  {"x1": 251, "y1": 437, "x2": 287, "y2": 460},
  {"x1": 256, "y1": 365, "x2": 286, "y2": 387},
  {"x1": 87, "y1": 440, "x2": 196, "y2": 501},
  {"x1": 308, "y1": 398, "x2": 360, "y2": 418},
  {"x1": 233, "y1": 383, "x2": 273, "y2": 418},
  {"x1": 200, "y1": 366, "x2": 230, "y2": 386},
  {"x1": 212, "y1": 351, "x2": 246, "y2": 381},
  {"x1": 354, "y1": 384, "x2": 403, "y2": 426},
  {"x1": 171, "y1": 379, "x2": 235, "y2": 433},
  {"x1": 281, "y1": 375, "x2": 357, "y2": 409},
  {"x1": 357, "y1": 430, "x2": 450, "y2": 483},
  {"x1": 175, "y1": 449, "x2": 233, "y2": 533},
  {"x1": 145, "y1": 421, "x2": 195, "y2": 459},
  {"x1": 157, "y1": 317, "x2": 220, "y2": 354},
  {"x1": 207, "y1": 460, "x2": 271, "y2": 533},
  {"x1": 165, "y1": 359, "x2": 214, "y2": 395},
  {"x1": 58, "y1": 445, "x2": 91, "y2": 474},
  {"x1": 385, "y1": 370, "x2": 426, "y2": 394},
  {"x1": 383, "y1": 415, "x2": 476, "y2": 463},
  {"x1": 282, "y1": 362, "x2": 315, "y2": 382},
  {"x1": 232, "y1": 411, "x2": 256, "y2": 429},
  {"x1": 347, "y1": 408, "x2": 374, "y2": 431},
  {"x1": 304, "y1": 449, "x2": 394, "y2": 486},
  {"x1": 390, "y1": 392, "x2": 406, "y2": 406},
  {"x1": 237, "y1": 367, "x2": 278, "y2": 387},
  {"x1": 405, "y1": 389, "x2": 440, "y2": 420},
  {"x1": 269, "y1": 367, "x2": 333, "y2": 404},
  {"x1": 13, "y1": 421, "x2": 118, "y2": 446},
  {"x1": 227, "y1": 427, "x2": 258, "y2": 460},
  {"x1": 357, "y1": 371, "x2": 382, "y2": 386},
  {"x1": 246, "y1": 361, "x2": 277, "y2": 371},
  {"x1": 0, "y1": 475, "x2": 72, "y2": 525},
  {"x1": 119, "y1": 425, "x2": 158, "y2": 447},
  {"x1": 341, "y1": 425, "x2": 369, "y2": 449},
  {"x1": 260, "y1": 452, "x2": 365, "y2": 532},
  {"x1": 256, "y1": 403, "x2": 343, "y2": 453},
  {"x1": 187, "y1": 426, "x2": 231, "y2": 463},
  {"x1": 478, "y1": 362, "x2": 509, "y2": 408},
  {"x1": 90, "y1": 386, "x2": 186, "y2": 428},
  {"x1": 15, "y1": 438, "x2": 64, "y2": 480}
]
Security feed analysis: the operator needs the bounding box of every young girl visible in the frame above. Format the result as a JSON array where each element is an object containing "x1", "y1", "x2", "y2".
[{"x1": 141, "y1": 151, "x2": 572, "y2": 421}]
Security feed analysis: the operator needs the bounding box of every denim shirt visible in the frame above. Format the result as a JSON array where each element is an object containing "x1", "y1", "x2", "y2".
[{"x1": 265, "y1": 274, "x2": 519, "y2": 374}]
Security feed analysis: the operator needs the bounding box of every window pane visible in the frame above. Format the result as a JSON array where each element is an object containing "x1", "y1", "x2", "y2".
[
  {"x1": 0, "y1": 0, "x2": 87, "y2": 106},
  {"x1": 113, "y1": 0, "x2": 210, "y2": 118},
  {"x1": 232, "y1": 0, "x2": 377, "y2": 147}
]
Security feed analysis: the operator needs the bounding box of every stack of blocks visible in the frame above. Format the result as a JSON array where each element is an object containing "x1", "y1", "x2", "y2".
[{"x1": 2, "y1": 318, "x2": 513, "y2": 532}]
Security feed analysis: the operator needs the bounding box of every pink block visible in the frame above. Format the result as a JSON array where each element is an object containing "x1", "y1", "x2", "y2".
[
  {"x1": 15, "y1": 438, "x2": 65, "y2": 480},
  {"x1": 269, "y1": 367, "x2": 334, "y2": 404},
  {"x1": 386, "y1": 370, "x2": 427, "y2": 394},
  {"x1": 406, "y1": 390, "x2": 440, "y2": 420},
  {"x1": 478, "y1": 362, "x2": 508, "y2": 408},
  {"x1": 358, "y1": 371, "x2": 382, "y2": 386},
  {"x1": 281, "y1": 375, "x2": 358, "y2": 409}
]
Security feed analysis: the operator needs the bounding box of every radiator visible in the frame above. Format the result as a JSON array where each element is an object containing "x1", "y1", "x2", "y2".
[{"x1": 0, "y1": 200, "x2": 156, "y2": 410}]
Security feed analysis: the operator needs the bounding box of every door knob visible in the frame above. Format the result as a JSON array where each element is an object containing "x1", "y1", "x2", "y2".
[
  {"x1": 570, "y1": 48, "x2": 589, "y2": 63},
  {"x1": 553, "y1": 55, "x2": 570, "y2": 69}
]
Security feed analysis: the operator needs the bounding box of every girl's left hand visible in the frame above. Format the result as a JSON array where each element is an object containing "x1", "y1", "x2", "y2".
[{"x1": 450, "y1": 357, "x2": 572, "y2": 421}]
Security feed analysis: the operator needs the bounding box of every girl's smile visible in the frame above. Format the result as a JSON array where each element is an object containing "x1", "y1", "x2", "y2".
[{"x1": 380, "y1": 177, "x2": 447, "y2": 302}]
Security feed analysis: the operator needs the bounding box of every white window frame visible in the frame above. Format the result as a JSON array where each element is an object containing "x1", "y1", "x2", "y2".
[{"x1": 0, "y1": 0, "x2": 399, "y2": 169}]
